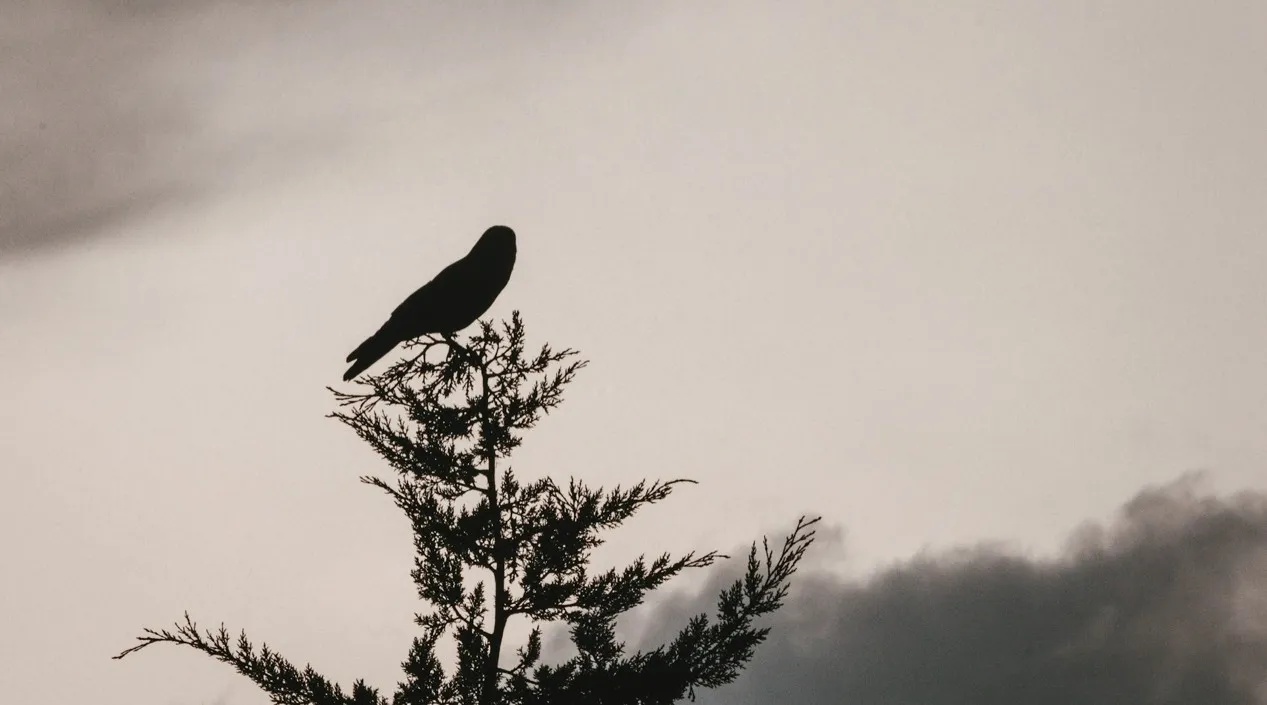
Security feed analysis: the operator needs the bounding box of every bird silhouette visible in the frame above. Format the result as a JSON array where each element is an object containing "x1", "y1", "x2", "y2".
[{"x1": 343, "y1": 225, "x2": 516, "y2": 381}]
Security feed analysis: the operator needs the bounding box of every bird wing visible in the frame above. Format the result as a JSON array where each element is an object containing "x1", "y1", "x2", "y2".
[{"x1": 390, "y1": 256, "x2": 470, "y2": 319}]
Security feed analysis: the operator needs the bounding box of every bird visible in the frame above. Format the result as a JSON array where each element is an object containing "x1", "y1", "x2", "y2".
[{"x1": 343, "y1": 225, "x2": 516, "y2": 381}]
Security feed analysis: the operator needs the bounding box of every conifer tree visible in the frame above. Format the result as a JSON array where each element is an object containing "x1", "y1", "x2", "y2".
[{"x1": 116, "y1": 313, "x2": 820, "y2": 704}]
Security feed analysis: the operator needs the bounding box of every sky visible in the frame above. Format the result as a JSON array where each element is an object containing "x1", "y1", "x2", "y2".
[{"x1": 2, "y1": 1, "x2": 1266, "y2": 703}]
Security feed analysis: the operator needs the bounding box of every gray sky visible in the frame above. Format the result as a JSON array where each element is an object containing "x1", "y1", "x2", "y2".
[{"x1": 2, "y1": 1, "x2": 1266, "y2": 703}]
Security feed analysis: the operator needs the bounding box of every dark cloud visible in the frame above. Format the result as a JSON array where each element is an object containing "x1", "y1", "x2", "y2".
[
  {"x1": 0, "y1": 0, "x2": 211, "y2": 258},
  {"x1": 636, "y1": 476, "x2": 1267, "y2": 704}
]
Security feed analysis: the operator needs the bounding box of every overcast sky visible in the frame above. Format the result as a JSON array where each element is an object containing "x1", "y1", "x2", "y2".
[{"x1": 2, "y1": 1, "x2": 1266, "y2": 703}]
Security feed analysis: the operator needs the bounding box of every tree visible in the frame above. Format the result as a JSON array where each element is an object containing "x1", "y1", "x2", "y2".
[{"x1": 116, "y1": 313, "x2": 820, "y2": 705}]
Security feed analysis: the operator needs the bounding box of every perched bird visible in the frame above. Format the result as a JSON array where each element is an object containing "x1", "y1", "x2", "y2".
[{"x1": 343, "y1": 225, "x2": 517, "y2": 381}]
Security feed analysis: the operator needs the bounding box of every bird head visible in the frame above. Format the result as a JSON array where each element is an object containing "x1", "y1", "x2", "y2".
[{"x1": 473, "y1": 225, "x2": 516, "y2": 258}]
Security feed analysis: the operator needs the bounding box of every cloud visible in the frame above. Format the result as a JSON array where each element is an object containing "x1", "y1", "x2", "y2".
[
  {"x1": 636, "y1": 476, "x2": 1267, "y2": 704},
  {"x1": 0, "y1": 0, "x2": 365, "y2": 259},
  {"x1": 0, "y1": 1, "x2": 212, "y2": 256},
  {"x1": 0, "y1": 0, "x2": 654, "y2": 260}
]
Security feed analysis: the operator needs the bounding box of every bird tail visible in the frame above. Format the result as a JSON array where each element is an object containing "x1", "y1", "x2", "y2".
[{"x1": 343, "y1": 331, "x2": 398, "y2": 381}]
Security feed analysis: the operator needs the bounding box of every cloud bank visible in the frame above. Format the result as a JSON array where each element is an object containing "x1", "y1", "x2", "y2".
[{"x1": 637, "y1": 476, "x2": 1267, "y2": 704}]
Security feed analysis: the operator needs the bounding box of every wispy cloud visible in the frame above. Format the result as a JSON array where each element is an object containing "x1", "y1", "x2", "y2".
[
  {"x1": 0, "y1": 0, "x2": 655, "y2": 259},
  {"x1": 636, "y1": 476, "x2": 1267, "y2": 704},
  {"x1": 0, "y1": 1, "x2": 218, "y2": 256}
]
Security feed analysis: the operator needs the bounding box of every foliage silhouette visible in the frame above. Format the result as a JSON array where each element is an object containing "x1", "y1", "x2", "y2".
[{"x1": 116, "y1": 312, "x2": 819, "y2": 705}]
